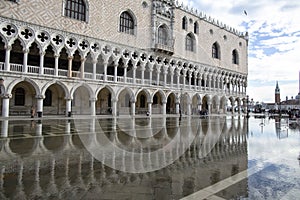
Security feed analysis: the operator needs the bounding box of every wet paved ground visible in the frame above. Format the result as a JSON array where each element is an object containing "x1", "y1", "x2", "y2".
[{"x1": 0, "y1": 115, "x2": 299, "y2": 199}]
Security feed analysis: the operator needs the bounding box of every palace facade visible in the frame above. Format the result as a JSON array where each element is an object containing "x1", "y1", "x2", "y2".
[{"x1": 0, "y1": 0, "x2": 248, "y2": 117}]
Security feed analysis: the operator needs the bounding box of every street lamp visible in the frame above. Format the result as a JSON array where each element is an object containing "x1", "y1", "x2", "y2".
[{"x1": 246, "y1": 95, "x2": 250, "y2": 118}]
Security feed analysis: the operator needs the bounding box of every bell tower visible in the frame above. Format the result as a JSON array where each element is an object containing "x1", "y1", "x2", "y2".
[{"x1": 275, "y1": 81, "x2": 280, "y2": 104}]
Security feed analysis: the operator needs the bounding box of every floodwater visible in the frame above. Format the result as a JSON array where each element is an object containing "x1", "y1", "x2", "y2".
[{"x1": 0, "y1": 116, "x2": 299, "y2": 200}]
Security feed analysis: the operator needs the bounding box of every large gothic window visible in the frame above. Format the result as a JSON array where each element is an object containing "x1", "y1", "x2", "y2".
[
  {"x1": 232, "y1": 49, "x2": 239, "y2": 64},
  {"x1": 64, "y1": 0, "x2": 87, "y2": 22},
  {"x1": 158, "y1": 25, "x2": 168, "y2": 45},
  {"x1": 212, "y1": 42, "x2": 220, "y2": 59},
  {"x1": 119, "y1": 11, "x2": 135, "y2": 35},
  {"x1": 15, "y1": 87, "x2": 25, "y2": 106},
  {"x1": 186, "y1": 33, "x2": 195, "y2": 52}
]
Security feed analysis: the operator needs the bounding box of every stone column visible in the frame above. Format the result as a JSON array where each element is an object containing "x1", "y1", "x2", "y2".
[
  {"x1": 176, "y1": 102, "x2": 180, "y2": 114},
  {"x1": 4, "y1": 45, "x2": 11, "y2": 71},
  {"x1": 162, "y1": 101, "x2": 167, "y2": 115},
  {"x1": 208, "y1": 102, "x2": 212, "y2": 114},
  {"x1": 112, "y1": 99, "x2": 118, "y2": 117},
  {"x1": 182, "y1": 70, "x2": 187, "y2": 88},
  {"x1": 114, "y1": 62, "x2": 118, "y2": 83},
  {"x1": 54, "y1": 54, "x2": 59, "y2": 76},
  {"x1": 1, "y1": 120, "x2": 8, "y2": 137},
  {"x1": 23, "y1": 49, "x2": 29, "y2": 73},
  {"x1": 148, "y1": 102, "x2": 152, "y2": 116},
  {"x1": 133, "y1": 64, "x2": 137, "y2": 84},
  {"x1": 187, "y1": 103, "x2": 191, "y2": 115},
  {"x1": 65, "y1": 98, "x2": 72, "y2": 117},
  {"x1": 1, "y1": 94, "x2": 11, "y2": 117},
  {"x1": 80, "y1": 58, "x2": 86, "y2": 79},
  {"x1": 67, "y1": 56, "x2": 73, "y2": 78},
  {"x1": 149, "y1": 67, "x2": 153, "y2": 85},
  {"x1": 176, "y1": 69, "x2": 181, "y2": 89},
  {"x1": 39, "y1": 51, "x2": 45, "y2": 75},
  {"x1": 103, "y1": 61, "x2": 108, "y2": 82},
  {"x1": 188, "y1": 71, "x2": 192, "y2": 89},
  {"x1": 90, "y1": 98, "x2": 96, "y2": 116},
  {"x1": 92, "y1": 59, "x2": 97, "y2": 80},
  {"x1": 163, "y1": 65, "x2": 168, "y2": 87},
  {"x1": 123, "y1": 65, "x2": 127, "y2": 83},
  {"x1": 170, "y1": 71, "x2": 174, "y2": 88},
  {"x1": 141, "y1": 63, "x2": 146, "y2": 85},
  {"x1": 131, "y1": 101, "x2": 136, "y2": 116},
  {"x1": 36, "y1": 95, "x2": 44, "y2": 117},
  {"x1": 156, "y1": 66, "x2": 160, "y2": 85}
]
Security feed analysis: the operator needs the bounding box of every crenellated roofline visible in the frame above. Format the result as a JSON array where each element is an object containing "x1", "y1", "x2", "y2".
[{"x1": 174, "y1": 1, "x2": 248, "y2": 40}]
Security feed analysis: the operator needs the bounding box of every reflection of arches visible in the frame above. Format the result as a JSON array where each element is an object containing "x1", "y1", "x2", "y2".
[
  {"x1": 9, "y1": 138, "x2": 35, "y2": 156},
  {"x1": 166, "y1": 93, "x2": 176, "y2": 114},
  {"x1": 97, "y1": 87, "x2": 112, "y2": 115}
]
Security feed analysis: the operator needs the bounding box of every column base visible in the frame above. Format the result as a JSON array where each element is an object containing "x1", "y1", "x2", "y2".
[{"x1": 37, "y1": 111, "x2": 42, "y2": 118}]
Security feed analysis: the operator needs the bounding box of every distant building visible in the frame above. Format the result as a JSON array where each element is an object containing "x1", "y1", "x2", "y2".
[{"x1": 267, "y1": 74, "x2": 300, "y2": 111}]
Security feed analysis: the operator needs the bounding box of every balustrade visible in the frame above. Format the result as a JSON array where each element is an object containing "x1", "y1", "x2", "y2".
[
  {"x1": 10, "y1": 63, "x2": 23, "y2": 72},
  {"x1": 0, "y1": 62, "x2": 245, "y2": 97},
  {"x1": 44, "y1": 68, "x2": 55, "y2": 75},
  {"x1": 28, "y1": 65, "x2": 39, "y2": 74},
  {"x1": 58, "y1": 69, "x2": 67, "y2": 77}
]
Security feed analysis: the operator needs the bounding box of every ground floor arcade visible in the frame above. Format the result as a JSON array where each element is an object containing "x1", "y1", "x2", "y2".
[{"x1": 0, "y1": 77, "x2": 246, "y2": 118}]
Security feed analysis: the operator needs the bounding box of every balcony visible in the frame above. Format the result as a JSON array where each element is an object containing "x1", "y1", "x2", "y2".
[{"x1": 153, "y1": 41, "x2": 174, "y2": 55}]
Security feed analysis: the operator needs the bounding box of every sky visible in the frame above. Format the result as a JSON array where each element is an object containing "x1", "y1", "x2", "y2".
[{"x1": 178, "y1": 0, "x2": 300, "y2": 103}]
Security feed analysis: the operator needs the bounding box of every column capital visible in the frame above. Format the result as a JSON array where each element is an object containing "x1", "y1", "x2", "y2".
[
  {"x1": 35, "y1": 94, "x2": 45, "y2": 99},
  {"x1": 1, "y1": 93, "x2": 12, "y2": 99},
  {"x1": 89, "y1": 97, "x2": 97, "y2": 102},
  {"x1": 64, "y1": 96, "x2": 73, "y2": 101}
]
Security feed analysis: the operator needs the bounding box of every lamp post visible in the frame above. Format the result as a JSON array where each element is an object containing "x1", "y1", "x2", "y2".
[{"x1": 246, "y1": 95, "x2": 250, "y2": 118}]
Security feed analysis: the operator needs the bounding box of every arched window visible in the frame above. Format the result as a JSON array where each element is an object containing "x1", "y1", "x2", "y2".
[
  {"x1": 212, "y1": 42, "x2": 220, "y2": 59},
  {"x1": 119, "y1": 11, "x2": 135, "y2": 35},
  {"x1": 158, "y1": 25, "x2": 168, "y2": 45},
  {"x1": 186, "y1": 33, "x2": 195, "y2": 52},
  {"x1": 232, "y1": 49, "x2": 239, "y2": 64},
  {"x1": 15, "y1": 87, "x2": 25, "y2": 106},
  {"x1": 64, "y1": 0, "x2": 87, "y2": 21},
  {"x1": 194, "y1": 22, "x2": 199, "y2": 34},
  {"x1": 44, "y1": 89, "x2": 52, "y2": 106},
  {"x1": 182, "y1": 17, "x2": 187, "y2": 30}
]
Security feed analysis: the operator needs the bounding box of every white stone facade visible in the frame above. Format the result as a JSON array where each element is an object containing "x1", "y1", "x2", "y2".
[{"x1": 0, "y1": 0, "x2": 248, "y2": 117}]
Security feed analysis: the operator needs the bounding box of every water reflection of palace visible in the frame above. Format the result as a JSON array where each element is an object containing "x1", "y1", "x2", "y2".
[{"x1": 0, "y1": 116, "x2": 248, "y2": 199}]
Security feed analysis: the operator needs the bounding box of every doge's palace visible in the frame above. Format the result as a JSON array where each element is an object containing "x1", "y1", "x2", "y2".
[{"x1": 0, "y1": 0, "x2": 248, "y2": 117}]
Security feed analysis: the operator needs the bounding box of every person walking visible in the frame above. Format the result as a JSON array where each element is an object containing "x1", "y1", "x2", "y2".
[{"x1": 30, "y1": 105, "x2": 36, "y2": 118}]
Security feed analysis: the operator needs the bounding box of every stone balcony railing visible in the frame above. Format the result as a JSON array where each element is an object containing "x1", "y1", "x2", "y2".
[{"x1": 0, "y1": 62, "x2": 246, "y2": 97}]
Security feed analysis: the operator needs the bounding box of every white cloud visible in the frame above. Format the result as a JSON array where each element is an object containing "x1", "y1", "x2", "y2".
[{"x1": 178, "y1": 0, "x2": 300, "y2": 102}]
